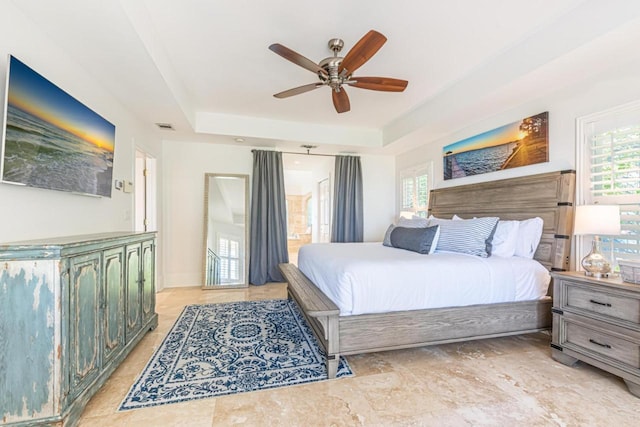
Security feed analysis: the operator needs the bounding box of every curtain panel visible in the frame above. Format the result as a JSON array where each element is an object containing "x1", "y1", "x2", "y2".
[
  {"x1": 331, "y1": 155, "x2": 364, "y2": 242},
  {"x1": 249, "y1": 150, "x2": 289, "y2": 285}
]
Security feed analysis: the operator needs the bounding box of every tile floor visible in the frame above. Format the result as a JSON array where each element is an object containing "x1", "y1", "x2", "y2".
[{"x1": 78, "y1": 284, "x2": 640, "y2": 426}]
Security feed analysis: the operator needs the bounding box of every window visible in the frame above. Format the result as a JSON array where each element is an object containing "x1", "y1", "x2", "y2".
[
  {"x1": 218, "y1": 236, "x2": 241, "y2": 283},
  {"x1": 578, "y1": 101, "x2": 640, "y2": 263},
  {"x1": 399, "y1": 164, "x2": 431, "y2": 218}
]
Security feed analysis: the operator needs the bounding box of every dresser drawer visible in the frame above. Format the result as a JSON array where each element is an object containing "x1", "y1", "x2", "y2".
[
  {"x1": 563, "y1": 320, "x2": 640, "y2": 369},
  {"x1": 565, "y1": 283, "x2": 640, "y2": 325}
]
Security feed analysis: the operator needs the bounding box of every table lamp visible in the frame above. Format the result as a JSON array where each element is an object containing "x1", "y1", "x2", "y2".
[{"x1": 574, "y1": 204, "x2": 621, "y2": 278}]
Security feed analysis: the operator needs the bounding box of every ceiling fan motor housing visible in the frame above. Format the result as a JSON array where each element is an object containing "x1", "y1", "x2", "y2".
[{"x1": 319, "y1": 56, "x2": 345, "y2": 91}]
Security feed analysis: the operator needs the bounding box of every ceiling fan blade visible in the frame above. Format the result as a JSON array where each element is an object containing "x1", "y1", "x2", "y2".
[
  {"x1": 332, "y1": 89, "x2": 350, "y2": 113},
  {"x1": 348, "y1": 77, "x2": 408, "y2": 92},
  {"x1": 274, "y1": 83, "x2": 323, "y2": 98},
  {"x1": 269, "y1": 43, "x2": 327, "y2": 76},
  {"x1": 339, "y1": 30, "x2": 387, "y2": 75}
]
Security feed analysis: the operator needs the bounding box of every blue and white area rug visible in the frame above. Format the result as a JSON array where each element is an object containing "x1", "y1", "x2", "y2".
[{"x1": 119, "y1": 299, "x2": 352, "y2": 410}]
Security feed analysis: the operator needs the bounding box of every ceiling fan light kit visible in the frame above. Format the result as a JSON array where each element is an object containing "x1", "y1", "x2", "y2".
[{"x1": 269, "y1": 30, "x2": 408, "y2": 113}]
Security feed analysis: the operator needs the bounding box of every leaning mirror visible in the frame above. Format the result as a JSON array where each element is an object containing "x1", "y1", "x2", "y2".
[{"x1": 203, "y1": 173, "x2": 249, "y2": 288}]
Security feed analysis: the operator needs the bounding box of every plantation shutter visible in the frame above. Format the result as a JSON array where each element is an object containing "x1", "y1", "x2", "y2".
[
  {"x1": 401, "y1": 176, "x2": 414, "y2": 210},
  {"x1": 400, "y1": 166, "x2": 430, "y2": 218},
  {"x1": 582, "y1": 106, "x2": 640, "y2": 260}
]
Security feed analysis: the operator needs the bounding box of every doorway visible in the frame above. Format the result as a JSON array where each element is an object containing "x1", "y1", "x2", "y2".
[
  {"x1": 318, "y1": 177, "x2": 331, "y2": 243},
  {"x1": 134, "y1": 149, "x2": 157, "y2": 232},
  {"x1": 282, "y1": 154, "x2": 334, "y2": 264}
]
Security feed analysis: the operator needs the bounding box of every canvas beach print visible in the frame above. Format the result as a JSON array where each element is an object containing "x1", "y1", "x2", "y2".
[
  {"x1": 1, "y1": 55, "x2": 115, "y2": 197},
  {"x1": 443, "y1": 112, "x2": 548, "y2": 180}
]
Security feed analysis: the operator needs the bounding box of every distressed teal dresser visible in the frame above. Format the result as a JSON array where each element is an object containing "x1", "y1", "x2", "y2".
[{"x1": 0, "y1": 232, "x2": 158, "y2": 426}]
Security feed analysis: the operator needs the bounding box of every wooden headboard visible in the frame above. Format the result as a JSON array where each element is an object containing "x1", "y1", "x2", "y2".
[{"x1": 428, "y1": 170, "x2": 575, "y2": 271}]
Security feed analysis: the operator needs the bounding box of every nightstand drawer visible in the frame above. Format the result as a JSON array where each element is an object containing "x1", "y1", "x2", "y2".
[
  {"x1": 566, "y1": 283, "x2": 640, "y2": 324},
  {"x1": 564, "y1": 320, "x2": 640, "y2": 368}
]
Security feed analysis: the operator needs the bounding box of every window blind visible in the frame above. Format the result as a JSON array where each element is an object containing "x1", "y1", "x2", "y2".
[{"x1": 582, "y1": 106, "x2": 640, "y2": 260}]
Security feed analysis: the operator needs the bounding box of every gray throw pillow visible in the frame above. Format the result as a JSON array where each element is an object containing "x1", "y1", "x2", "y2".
[{"x1": 390, "y1": 225, "x2": 440, "y2": 254}]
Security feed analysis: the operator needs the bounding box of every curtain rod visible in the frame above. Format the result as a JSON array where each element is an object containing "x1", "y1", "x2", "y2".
[{"x1": 250, "y1": 149, "x2": 358, "y2": 158}]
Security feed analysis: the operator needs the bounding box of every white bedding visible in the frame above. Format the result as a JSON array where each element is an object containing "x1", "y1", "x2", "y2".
[{"x1": 297, "y1": 242, "x2": 551, "y2": 316}]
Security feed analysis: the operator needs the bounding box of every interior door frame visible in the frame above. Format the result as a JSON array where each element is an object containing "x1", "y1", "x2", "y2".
[{"x1": 135, "y1": 149, "x2": 157, "y2": 232}]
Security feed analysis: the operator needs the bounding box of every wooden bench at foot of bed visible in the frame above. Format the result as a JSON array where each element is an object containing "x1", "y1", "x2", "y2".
[
  {"x1": 280, "y1": 262, "x2": 552, "y2": 379},
  {"x1": 279, "y1": 263, "x2": 341, "y2": 378}
]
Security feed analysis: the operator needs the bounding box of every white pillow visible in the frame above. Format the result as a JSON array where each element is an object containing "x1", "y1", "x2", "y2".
[
  {"x1": 428, "y1": 215, "x2": 461, "y2": 221},
  {"x1": 491, "y1": 220, "x2": 520, "y2": 258},
  {"x1": 514, "y1": 217, "x2": 544, "y2": 259},
  {"x1": 398, "y1": 216, "x2": 429, "y2": 228}
]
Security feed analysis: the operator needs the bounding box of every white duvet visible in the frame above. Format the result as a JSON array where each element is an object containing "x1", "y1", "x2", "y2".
[{"x1": 297, "y1": 242, "x2": 551, "y2": 316}]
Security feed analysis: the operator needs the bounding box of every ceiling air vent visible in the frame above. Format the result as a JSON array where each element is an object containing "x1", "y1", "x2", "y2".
[{"x1": 155, "y1": 122, "x2": 175, "y2": 130}]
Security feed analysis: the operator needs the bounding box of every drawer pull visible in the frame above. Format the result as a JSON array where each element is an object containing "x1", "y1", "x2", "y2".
[
  {"x1": 589, "y1": 299, "x2": 612, "y2": 307},
  {"x1": 589, "y1": 338, "x2": 612, "y2": 349}
]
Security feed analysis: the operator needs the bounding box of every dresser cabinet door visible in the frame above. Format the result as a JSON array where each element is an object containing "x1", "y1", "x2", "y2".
[
  {"x1": 125, "y1": 243, "x2": 142, "y2": 343},
  {"x1": 141, "y1": 239, "x2": 155, "y2": 324},
  {"x1": 0, "y1": 260, "x2": 58, "y2": 423},
  {"x1": 69, "y1": 252, "x2": 101, "y2": 398},
  {"x1": 103, "y1": 247, "x2": 125, "y2": 364}
]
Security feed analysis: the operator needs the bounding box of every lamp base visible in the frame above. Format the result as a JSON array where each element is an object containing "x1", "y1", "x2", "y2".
[
  {"x1": 583, "y1": 270, "x2": 612, "y2": 279},
  {"x1": 581, "y1": 236, "x2": 612, "y2": 279}
]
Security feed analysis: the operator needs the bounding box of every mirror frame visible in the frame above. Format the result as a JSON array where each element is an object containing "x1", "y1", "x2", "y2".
[{"x1": 202, "y1": 173, "x2": 250, "y2": 289}]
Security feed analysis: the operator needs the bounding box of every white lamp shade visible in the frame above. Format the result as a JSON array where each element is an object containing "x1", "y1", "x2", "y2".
[{"x1": 574, "y1": 205, "x2": 621, "y2": 235}]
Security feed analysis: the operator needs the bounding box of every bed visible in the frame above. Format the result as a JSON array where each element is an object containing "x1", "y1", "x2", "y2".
[{"x1": 279, "y1": 170, "x2": 576, "y2": 378}]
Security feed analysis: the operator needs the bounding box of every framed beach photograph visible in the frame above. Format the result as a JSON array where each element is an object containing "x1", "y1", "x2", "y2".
[
  {"x1": 443, "y1": 112, "x2": 548, "y2": 180},
  {"x1": 0, "y1": 55, "x2": 116, "y2": 197}
]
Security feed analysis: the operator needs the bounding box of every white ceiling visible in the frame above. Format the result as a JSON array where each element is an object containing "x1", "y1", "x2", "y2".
[{"x1": 10, "y1": 0, "x2": 640, "y2": 155}]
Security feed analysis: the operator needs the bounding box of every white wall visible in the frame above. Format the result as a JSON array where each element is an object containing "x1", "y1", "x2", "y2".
[
  {"x1": 0, "y1": 4, "x2": 162, "y2": 249},
  {"x1": 396, "y1": 55, "x2": 640, "y2": 194},
  {"x1": 162, "y1": 142, "x2": 253, "y2": 287},
  {"x1": 162, "y1": 142, "x2": 395, "y2": 287},
  {"x1": 361, "y1": 154, "x2": 396, "y2": 241}
]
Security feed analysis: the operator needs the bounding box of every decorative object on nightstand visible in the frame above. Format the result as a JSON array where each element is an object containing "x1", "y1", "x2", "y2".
[
  {"x1": 618, "y1": 259, "x2": 640, "y2": 284},
  {"x1": 574, "y1": 204, "x2": 621, "y2": 278},
  {"x1": 550, "y1": 271, "x2": 640, "y2": 398}
]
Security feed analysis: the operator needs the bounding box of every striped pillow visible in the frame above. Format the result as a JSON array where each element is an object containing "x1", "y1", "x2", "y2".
[{"x1": 428, "y1": 216, "x2": 499, "y2": 257}]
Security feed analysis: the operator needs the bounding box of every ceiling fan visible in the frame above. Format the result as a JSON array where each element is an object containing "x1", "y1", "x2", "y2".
[{"x1": 269, "y1": 30, "x2": 408, "y2": 113}]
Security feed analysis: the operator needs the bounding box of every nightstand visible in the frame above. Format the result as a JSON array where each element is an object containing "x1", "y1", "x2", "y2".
[{"x1": 550, "y1": 271, "x2": 640, "y2": 397}]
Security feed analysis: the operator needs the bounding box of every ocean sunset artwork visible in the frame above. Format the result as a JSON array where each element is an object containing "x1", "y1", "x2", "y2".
[
  {"x1": 1, "y1": 55, "x2": 115, "y2": 197},
  {"x1": 443, "y1": 112, "x2": 548, "y2": 180}
]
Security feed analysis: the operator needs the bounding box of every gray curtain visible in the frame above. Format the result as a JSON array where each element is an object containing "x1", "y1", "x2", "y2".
[
  {"x1": 249, "y1": 150, "x2": 289, "y2": 285},
  {"x1": 331, "y1": 155, "x2": 363, "y2": 242}
]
